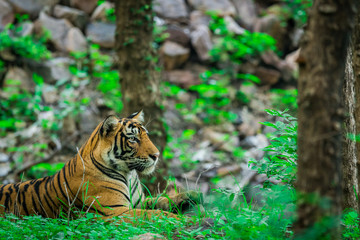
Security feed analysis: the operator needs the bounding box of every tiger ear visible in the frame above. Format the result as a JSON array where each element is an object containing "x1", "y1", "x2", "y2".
[
  {"x1": 127, "y1": 110, "x2": 144, "y2": 123},
  {"x1": 100, "y1": 115, "x2": 118, "y2": 137}
]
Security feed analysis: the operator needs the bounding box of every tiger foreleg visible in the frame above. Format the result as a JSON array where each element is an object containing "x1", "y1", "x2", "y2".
[{"x1": 143, "y1": 190, "x2": 203, "y2": 213}]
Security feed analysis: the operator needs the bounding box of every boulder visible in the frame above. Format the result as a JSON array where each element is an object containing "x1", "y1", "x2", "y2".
[
  {"x1": 203, "y1": 128, "x2": 239, "y2": 152},
  {"x1": 17, "y1": 22, "x2": 34, "y2": 36},
  {"x1": 188, "y1": 0, "x2": 236, "y2": 16},
  {"x1": 35, "y1": 11, "x2": 73, "y2": 51},
  {"x1": 86, "y1": 22, "x2": 115, "y2": 48},
  {"x1": 254, "y1": 66, "x2": 281, "y2": 85},
  {"x1": 190, "y1": 25, "x2": 213, "y2": 61},
  {"x1": 160, "y1": 41, "x2": 190, "y2": 70},
  {"x1": 232, "y1": 0, "x2": 258, "y2": 29},
  {"x1": 164, "y1": 25, "x2": 190, "y2": 47},
  {"x1": 224, "y1": 15, "x2": 245, "y2": 34},
  {"x1": 70, "y1": 0, "x2": 98, "y2": 15},
  {"x1": 53, "y1": 4, "x2": 88, "y2": 30},
  {"x1": 2, "y1": 67, "x2": 33, "y2": 98},
  {"x1": 31, "y1": 57, "x2": 73, "y2": 84},
  {"x1": 0, "y1": 0, "x2": 14, "y2": 30},
  {"x1": 254, "y1": 14, "x2": 289, "y2": 55},
  {"x1": 91, "y1": 1, "x2": 114, "y2": 22},
  {"x1": 165, "y1": 70, "x2": 200, "y2": 88},
  {"x1": 8, "y1": 0, "x2": 59, "y2": 17},
  {"x1": 64, "y1": 27, "x2": 87, "y2": 52},
  {"x1": 42, "y1": 84, "x2": 59, "y2": 104},
  {"x1": 189, "y1": 10, "x2": 211, "y2": 29},
  {"x1": 153, "y1": 0, "x2": 188, "y2": 20},
  {"x1": 261, "y1": 50, "x2": 298, "y2": 82}
]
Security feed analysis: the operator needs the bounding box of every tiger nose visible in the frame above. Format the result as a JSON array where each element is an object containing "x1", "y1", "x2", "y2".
[{"x1": 150, "y1": 152, "x2": 160, "y2": 161}]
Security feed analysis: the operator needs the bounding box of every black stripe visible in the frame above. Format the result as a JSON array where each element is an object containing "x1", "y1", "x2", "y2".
[
  {"x1": 0, "y1": 184, "x2": 7, "y2": 202},
  {"x1": 21, "y1": 191, "x2": 29, "y2": 215},
  {"x1": 90, "y1": 152, "x2": 127, "y2": 185},
  {"x1": 102, "y1": 186, "x2": 130, "y2": 202},
  {"x1": 131, "y1": 179, "x2": 139, "y2": 196}
]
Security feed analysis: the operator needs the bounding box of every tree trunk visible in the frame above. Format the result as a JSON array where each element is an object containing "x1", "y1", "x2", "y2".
[
  {"x1": 353, "y1": 14, "x2": 360, "y2": 213},
  {"x1": 295, "y1": 0, "x2": 359, "y2": 237},
  {"x1": 342, "y1": 44, "x2": 358, "y2": 211},
  {"x1": 114, "y1": 1, "x2": 168, "y2": 193}
]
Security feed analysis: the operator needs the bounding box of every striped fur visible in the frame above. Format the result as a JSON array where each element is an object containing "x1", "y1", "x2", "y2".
[{"x1": 0, "y1": 111, "x2": 192, "y2": 221}]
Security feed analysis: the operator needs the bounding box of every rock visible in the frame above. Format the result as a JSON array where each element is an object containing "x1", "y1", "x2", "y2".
[
  {"x1": 189, "y1": 10, "x2": 211, "y2": 29},
  {"x1": 42, "y1": 84, "x2": 59, "y2": 104},
  {"x1": 17, "y1": 22, "x2": 34, "y2": 36},
  {"x1": 232, "y1": 0, "x2": 258, "y2": 29},
  {"x1": 64, "y1": 27, "x2": 87, "y2": 52},
  {"x1": 164, "y1": 25, "x2": 190, "y2": 47},
  {"x1": 70, "y1": 0, "x2": 98, "y2": 15},
  {"x1": 165, "y1": 70, "x2": 200, "y2": 88},
  {"x1": 32, "y1": 57, "x2": 73, "y2": 84},
  {"x1": 190, "y1": 25, "x2": 213, "y2": 61},
  {"x1": 261, "y1": 50, "x2": 298, "y2": 82},
  {"x1": 36, "y1": 11, "x2": 73, "y2": 51},
  {"x1": 254, "y1": 14, "x2": 289, "y2": 55},
  {"x1": 254, "y1": 66, "x2": 281, "y2": 85},
  {"x1": 237, "y1": 108, "x2": 262, "y2": 138},
  {"x1": 188, "y1": 0, "x2": 236, "y2": 16},
  {"x1": 0, "y1": 0, "x2": 14, "y2": 30},
  {"x1": 79, "y1": 110, "x2": 99, "y2": 134},
  {"x1": 224, "y1": 16, "x2": 245, "y2": 34},
  {"x1": 0, "y1": 153, "x2": 9, "y2": 163},
  {"x1": 160, "y1": 41, "x2": 190, "y2": 70},
  {"x1": 131, "y1": 233, "x2": 166, "y2": 240},
  {"x1": 53, "y1": 4, "x2": 88, "y2": 30},
  {"x1": 0, "y1": 163, "x2": 10, "y2": 177},
  {"x1": 217, "y1": 164, "x2": 241, "y2": 177},
  {"x1": 86, "y1": 22, "x2": 115, "y2": 48},
  {"x1": 3, "y1": 66, "x2": 33, "y2": 94},
  {"x1": 240, "y1": 134, "x2": 268, "y2": 149},
  {"x1": 153, "y1": 0, "x2": 188, "y2": 20},
  {"x1": 203, "y1": 128, "x2": 239, "y2": 152},
  {"x1": 91, "y1": 1, "x2": 114, "y2": 22},
  {"x1": 8, "y1": 0, "x2": 59, "y2": 17}
]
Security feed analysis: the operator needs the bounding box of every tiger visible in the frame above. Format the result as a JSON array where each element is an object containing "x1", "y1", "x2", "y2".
[{"x1": 0, "y1": 111, "x2": 202, "y2": 222}]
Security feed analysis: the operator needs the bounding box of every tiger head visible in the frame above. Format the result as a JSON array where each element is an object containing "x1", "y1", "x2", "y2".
[{"x1": 95, "y1": 111, "x2": 160, "y2": 175}]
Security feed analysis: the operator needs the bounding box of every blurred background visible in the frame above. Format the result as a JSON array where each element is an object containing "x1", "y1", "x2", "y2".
[{"x1": 0, "y1": 0, "x2": 304, "y2": 199}]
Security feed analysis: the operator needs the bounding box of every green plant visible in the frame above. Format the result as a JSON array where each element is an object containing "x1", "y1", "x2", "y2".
[
  {"x1": 70, "y1": 44, "x2": 123, "y2": 112},
  {"x1": 270, "y1": 88, "x2": 298, "y2": 112},
  {"x1": 342, "y1": 210, "x2": 360, "y2": 239},
  {"x1": 27, "y1": 162, "x2": 65, "y2": 179},
  {"x1": 281, "y1": 0, "x2": 312, "y2": 27},
  {"x1": 250, "y1": 109, "x2": 297, "y2": 187},
  {"x1": 0, "y1": 17, "x2": 51, "y2": 60}
]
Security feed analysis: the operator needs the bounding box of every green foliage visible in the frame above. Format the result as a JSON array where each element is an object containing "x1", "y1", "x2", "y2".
[
  {"x1": 0, "y1": 17, "x2": 51, "y2": 60},
  {"x1": 270, "y1": 88, "x2": 298, "y2": 111},
  {"x1": 0, "y1": 74, "x2": 52, "y2": 133},
  {"x1": 342, "y1": 211, "x2": 360, "y2": 239},
  {"x1": 71, "y1": 44, "x2": 123, "y2": 112},
  {"x1": 208, "y1": 12, "x2": 276, "y2": 78},
  {"x1": 164, "y1": 129, "x2": 198, "y2": 170},
  {"x1": 281, "y1": 0, "x2": 312, "y2": 26},
  {"x1": 250, "y1": 109, "x2": 297, "y2": 187}
]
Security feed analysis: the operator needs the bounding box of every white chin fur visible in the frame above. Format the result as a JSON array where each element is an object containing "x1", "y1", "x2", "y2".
[{"x1": 140, "y1": 164, "x2": 156, "y2": 175}]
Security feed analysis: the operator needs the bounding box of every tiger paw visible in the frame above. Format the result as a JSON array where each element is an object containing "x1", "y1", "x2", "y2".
[{"x1": 173, "y1": 190, "x2": 203, "y2": 213}]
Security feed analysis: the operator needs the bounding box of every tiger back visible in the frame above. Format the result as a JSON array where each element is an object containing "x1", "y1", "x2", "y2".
[{"x1": 0, "y1": 111, "x2": 182, "y2": 220}]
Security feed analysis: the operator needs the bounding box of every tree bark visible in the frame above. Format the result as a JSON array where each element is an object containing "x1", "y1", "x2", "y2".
[
  {"x1": 115, "y1": 1, "x2": 168, "y2": 193},
  {"x1": 353, "y1": 14, "x2": 360, "y2": 213},
  {"x1": 342, "y1": 44, "x2": 358, "y2": 212},
  {"x1": 295, "y1": 0, "x2": 359, "y2": 237}
]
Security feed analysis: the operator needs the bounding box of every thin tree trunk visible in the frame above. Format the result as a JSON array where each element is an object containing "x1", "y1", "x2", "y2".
[
  {"x1": 295, "y1": 0, "x2": 359, "y2": 237},
  {"x1": 115, "y1": 0, "x2": 168, "y2": 193},
  {"x1": 353, "y1": 14, "x2": 360, "y2": 213},
  {"x1": 343, "y1": 44, "x2": 358, "y2": 212}
]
